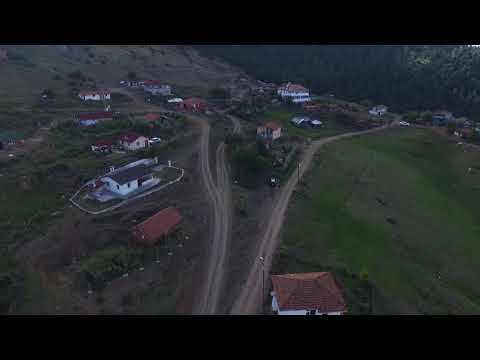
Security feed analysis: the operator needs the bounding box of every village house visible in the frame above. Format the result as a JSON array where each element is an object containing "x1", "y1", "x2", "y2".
[
  {"x1": 369, "y1": 105, "x2": 388, "y2": 117},
  {"x1": 143, "y1": 80, "x2": 172, "y2": 96},
  {"x1": 117, "y1": 132, "x2": 150, "y2": 151},
  {"x1": 74, "y1": 111, "x2": 115, "y2": 126},
  {"x1": 78, "y1": 90, "x2": 111, "y2": 101},
  {"x1": 432, "y1": 111, "x2": 454, "y2": 125},
  {"x1": 177, "y1": 98, "x2": 207, "y2": 112},
  {"x1": 271, "y1": 272, "x2": 347, "y2": 315},
  {"x1": 277, "y1": 82, "x2": 311, "y2": 103},
  {"x1": 132, "y1": 207, "x2": 183, "y2": 246},
  {"x1": 257, "y1": 121, "x2": 282, "y2": 144},
  {"x1": 101, "y1": 164, "x2": 156, "y2": 197}
]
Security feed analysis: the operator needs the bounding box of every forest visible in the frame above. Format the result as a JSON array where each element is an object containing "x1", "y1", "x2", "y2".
[{"x1": 196, "y1": 45, "x2": 480, "y2": 119}]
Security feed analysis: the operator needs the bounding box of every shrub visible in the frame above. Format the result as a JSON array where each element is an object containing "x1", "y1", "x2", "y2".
[{"x1": 68, "y1": 70, "x2": 86, "y2": 82}]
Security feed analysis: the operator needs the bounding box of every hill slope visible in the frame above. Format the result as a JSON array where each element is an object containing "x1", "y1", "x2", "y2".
[{"x1": 0, "y1": 45, "x2": 248, "y2": 107}]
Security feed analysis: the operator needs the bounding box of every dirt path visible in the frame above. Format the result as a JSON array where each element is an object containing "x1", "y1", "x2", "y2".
[
  {"x1": 230, "y1": 123, "x2": 395, "y2": 315},
  {"x1": 191, "y1": 112, "x2": 240, "y2": 314}
]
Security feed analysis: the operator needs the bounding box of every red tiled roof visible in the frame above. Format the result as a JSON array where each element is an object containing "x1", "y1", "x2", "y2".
[
  {"x1": 271, "y1": 272, "x2": 347, "y2": 313},
  {"x1": 280, "y1": 82, "x2": 308, "y2": 93},
  {"x1": 132, "y1": 207, "x2": 183, "y2": 245},
  {"x1": 264, "y1": 121, "x2": 282, "y2": 130},
  {"x1": 145, "y1": 113, "x2": 161, "y2": 121},
  {"x1": 118, "y1": 132, "x2": 145, "y2": 144},
  {"x1": 76, "y1": 111, "x2": 113, "y2": 121}
]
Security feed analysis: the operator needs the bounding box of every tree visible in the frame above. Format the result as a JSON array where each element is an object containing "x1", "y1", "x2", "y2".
[
  {"x1": 42, "y1": 89, "x2": 56, "y2": 98},
  {"x1": 447, "y1": 122, "x2": 456, "y2": 135}
]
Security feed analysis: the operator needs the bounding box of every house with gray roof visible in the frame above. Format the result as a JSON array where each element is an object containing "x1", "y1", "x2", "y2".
[{"x1": 101, "y1": 164, "x2": 156, "y2": 197}]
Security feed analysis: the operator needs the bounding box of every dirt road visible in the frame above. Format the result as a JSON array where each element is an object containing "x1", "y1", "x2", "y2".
[
  {"x1": 189, "y1": 112, "x2": 240, "y2": 314},
  {"x1": 230, "y1": 123, "x2": 395, "y2": 314}
]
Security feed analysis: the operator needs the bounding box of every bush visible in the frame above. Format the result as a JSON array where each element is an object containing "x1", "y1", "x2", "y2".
[
  {"x1": 68, "y1": 70, "x2": 86, "y2": 82},
  {"x1": 127, "y1": 71, "x2": 137, "y2": 80},
  {"x1": 232, "y1": 145, "x2": 273, "y2": 188}
]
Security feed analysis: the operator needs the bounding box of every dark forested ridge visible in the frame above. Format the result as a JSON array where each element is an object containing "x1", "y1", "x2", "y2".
[{"x1": 196, "y1": 45, "x2": 480, "y2": 118}]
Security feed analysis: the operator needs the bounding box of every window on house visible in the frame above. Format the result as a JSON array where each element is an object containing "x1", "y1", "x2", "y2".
[
  {"x1": 127, "y1": 183, "x2": 131, "y2": 188},
  {"x1": 136, "y1": 141, "x2": 139, "y2": 146},
  {"x1": 310, "y1": 310, "x2": 316, "y2": 315},
  {"x1": 116, "y1": 185, "x2": 120, "y2": 190}
]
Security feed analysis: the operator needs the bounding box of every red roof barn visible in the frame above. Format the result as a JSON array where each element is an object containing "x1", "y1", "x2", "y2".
[
  {"x1": 132, "y1": 207, "x2": 183, "y2": 245},
  {"x1": 271, "y1": 272, "x2": 347, "y2": 315}
]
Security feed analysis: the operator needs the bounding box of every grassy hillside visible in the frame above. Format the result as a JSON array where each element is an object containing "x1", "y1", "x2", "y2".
[
  {"x1": 275, "y1": 127, "x2": 480, "y2": 314},
  {"x1": 0, "y1": 45, "x2": 248, "y2": 135}
]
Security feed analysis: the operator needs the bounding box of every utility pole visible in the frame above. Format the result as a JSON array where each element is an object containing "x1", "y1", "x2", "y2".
[
  {"x1": 259, "y1": 256, "x2": 265, "y2": 310},
  {"x1": 298, "y1": 162, "x2": 301, "y2": 182}
]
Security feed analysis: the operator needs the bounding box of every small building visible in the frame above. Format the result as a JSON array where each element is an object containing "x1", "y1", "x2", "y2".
[
  {"x1": 257, "y1": 122, "x2": 282, "y2": 144},
  {"x1": 74, "y1": 111, "x2": 114, "y2": 126},
  {"x1": 145, "y1": 112, "x2": 161, "y2": 122},
  {"x1": 277, "y1": 82, "x2": 311, "y2": 103},
  {"x1": 91, "y1": 139, "x2": 114, "y2": 152},
  {"x1": 101, "y1": 164, "x2": 156, "y2": 197},
  {"x1": 177, "y1": 98, "x2": 207, "y2": 112},
  {"x1": 132, "y1": 207, "x2": 183, "y2": 246},
  {"x1": 369, "y1": 105, "x2": 388, "y2": 117},
  {"x1": 125, "y1": 80, "x2": 145, "y2": 87},
  {"x1": 118, "y1": 132, "x2": 150, "y2": 151},
  {"x1": 78, "y1": 90, "x2": 111, "y2": 101},
  {"x1": 432, "y1": 111, "x2": 454, "y2": 125},
  {"x1": 291, "y1": 116, "x2": 311, "y2": 127},
  {"x1": 168, "y1": 98, "x2": 184, "y2": 103},
  {"x1": 143, "y1": 80, "x2": 172, "y2": 96},
  {"x1": 271, "y1": 272, "x2": 347, "y2": 315}
]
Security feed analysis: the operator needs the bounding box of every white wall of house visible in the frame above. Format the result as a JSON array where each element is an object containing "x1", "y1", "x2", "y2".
[
  {"x1": 277, "y1": 89, "x2": 311, "y2": 103},
  {"x1": 79, "y1": 93, "x2": 111, "y2": 101},
  {"x1": 101, "y1": 176, "x2": 156, "y2": 196},
  {"x1": 102, "y1": 177, "x2": 139, "y2": 196},
  {"x1": 119, "y1": 136, "x2": 150, "y2": 151},
  {"x1": 271, "y1": 293, "x2": 342, "y2": 315}
]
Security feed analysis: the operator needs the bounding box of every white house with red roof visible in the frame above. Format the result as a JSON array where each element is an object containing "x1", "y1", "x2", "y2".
[
  {"x1": 257, "y1": 121, "x2": 282, "y2": 144},
  {"x1": 78, "y1": 90, "x2": 111, "y2": 101},
  {"x1": 277, "y1": 82, "x2": 311, "y2": 103},
  {"x1": 117, "y1": 132, "x2": 150, "y2": 151},
  {"x1": 271, "y1": 272, "x2": 347, "y2": 315}
]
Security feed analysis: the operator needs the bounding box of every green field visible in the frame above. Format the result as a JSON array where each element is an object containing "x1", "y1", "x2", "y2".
[
  {"x1": 275, "y1": 127, "x2": 480, "y2": 314},
  {"x1": 261, "y1": 105, "x2": 371, "y2": 140}
]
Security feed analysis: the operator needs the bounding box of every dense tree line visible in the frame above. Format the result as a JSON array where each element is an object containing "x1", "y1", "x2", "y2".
[{"x1": 196, "y1": 45, "x2": 480, "y2": 119}]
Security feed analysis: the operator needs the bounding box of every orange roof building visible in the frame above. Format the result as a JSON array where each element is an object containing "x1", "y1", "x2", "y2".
[
  {"x1": 132, "y1": 207, "x2": 183, "y2": 246},
  {"x1": 271, "y1": 272, "x2": 347, "y2": 315}
]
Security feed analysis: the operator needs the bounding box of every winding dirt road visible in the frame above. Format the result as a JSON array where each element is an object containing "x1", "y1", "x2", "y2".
[
  {"x1": 230, "y1": 123, "x2": 395, "y2": 314},
  {"x1": 191, "y1": 113, "x2": 239, "y2": 314}
]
